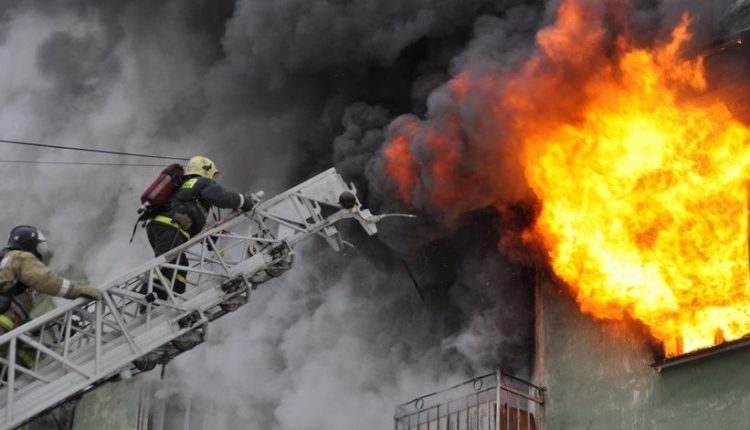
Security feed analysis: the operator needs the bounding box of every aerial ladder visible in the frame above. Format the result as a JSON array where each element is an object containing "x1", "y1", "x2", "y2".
[{"x1": 0, "y1": 168, "x2": 399, "y2": 429}]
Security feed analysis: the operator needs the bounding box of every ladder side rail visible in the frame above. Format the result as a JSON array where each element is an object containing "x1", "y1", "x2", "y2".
[
  {"x1": 0, "y1": 186, "x2": 348, "y2": 392},
  {"x1": 0, "y1": 168, "x2": 352, "y2": 348},
  {"x1": 0, "y1": 169, "x2": 336, "y2": 346},
  {"x1": 0, "y1": 228, "x2": 245, "y2": 426},
  {"x1": 1, "y1": 306, "x2": 208, "y2": 427},
  {"x1": 0, "y1": 169, "x2": 370, "y2": 428},
  {"x1": 4, "y1": 266, "x2": 254, "y2": 410}
]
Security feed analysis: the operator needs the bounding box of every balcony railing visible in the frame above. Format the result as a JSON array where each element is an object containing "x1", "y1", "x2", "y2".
[{"x1": 394, "y1": 371, "x2": 544, "y2": 430}]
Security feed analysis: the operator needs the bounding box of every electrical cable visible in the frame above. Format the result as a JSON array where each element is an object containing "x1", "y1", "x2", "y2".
[
  {"x1": 0, "y1": 138, "x2": 189, "y2": 161},
  {"x1": 0, "y1": 159, "x2": 167, "y2": 167},
  {"x1": 401, "y1": 260, "x2": 427, "y2": 305}
]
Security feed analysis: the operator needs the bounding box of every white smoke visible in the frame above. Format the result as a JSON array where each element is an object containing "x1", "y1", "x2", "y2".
[
  {"x1": 0, "y1": 1, "x2": 502, "y2": 428},
  {"x1": 170, "y1": 243, "x2": 463, "y2": 429}
]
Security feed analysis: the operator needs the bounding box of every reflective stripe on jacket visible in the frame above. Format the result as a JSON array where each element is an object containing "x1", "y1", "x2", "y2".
[
  {"x1": 150, "y1": 215, "x2": 191, "y2": 239},
  {"x1": 0, "y1": 250, "x2": 77, "y2": 320}
]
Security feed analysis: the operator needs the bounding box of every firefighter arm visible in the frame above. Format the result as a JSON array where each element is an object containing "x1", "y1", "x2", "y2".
[
  {"x1": 199, "y1": 181, "x2": 243, "y2": 210},
  {"x1": 13, "y1": 252, "x2": 73, "y2": 297},
  {"x1": 13, "y1": 252, "x2": 100, "y2": 300}
]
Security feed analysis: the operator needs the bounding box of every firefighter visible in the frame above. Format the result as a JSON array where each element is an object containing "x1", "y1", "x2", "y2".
[
  {"x1": 0, "y1": 225, "x2": 102, "y2": 367},
  {"x1": 145, "y1": 155, "x2": 254, "y2": 298}
]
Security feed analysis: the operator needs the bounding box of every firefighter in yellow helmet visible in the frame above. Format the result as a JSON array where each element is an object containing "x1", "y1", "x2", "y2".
[
  {"x1": 0, "y1": 225, "x2": 102, "y2": 367},
  {"x1": 144, "y1": 156, "x2": 254, "y2": 298}
]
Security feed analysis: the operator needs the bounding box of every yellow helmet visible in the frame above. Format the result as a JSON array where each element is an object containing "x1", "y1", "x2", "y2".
[{"x1": 185, "y1": 156, "x2": 219, "y2": 179}]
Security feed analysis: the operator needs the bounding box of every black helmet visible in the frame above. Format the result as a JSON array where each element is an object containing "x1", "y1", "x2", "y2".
[{"x1": 8, "y1": 225, "x2": 47, "y2": 258}]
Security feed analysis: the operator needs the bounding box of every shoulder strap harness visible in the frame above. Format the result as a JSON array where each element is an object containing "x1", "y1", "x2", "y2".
[{"x1": 0, "y1": 249, "x2": 32, "y2": 323}]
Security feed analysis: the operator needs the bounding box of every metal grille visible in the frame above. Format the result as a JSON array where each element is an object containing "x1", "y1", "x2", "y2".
[{"x1": 394, "y1": 371, "x2": 544, "y2": 430}]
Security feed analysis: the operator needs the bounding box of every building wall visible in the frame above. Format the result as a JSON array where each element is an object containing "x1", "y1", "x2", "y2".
[
  {"x1": 68, "y1": 376, "x2": 222, "y2": 430},
  {"x1": 538, "y1": 279, "x2": 750, "y2": 430},
  {"x1": 71, "y1": 378, "x2": 141, "y2": 430}
]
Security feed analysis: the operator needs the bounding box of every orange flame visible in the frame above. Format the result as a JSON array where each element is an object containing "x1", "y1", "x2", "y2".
[
  {"x1": 383, "y1": 119, "x2": 419, "y2": 203},
  {"x1": 522, "y1": 12, "x2": 750, "y2": 355},
  {"x1": 383, "y1": 0, "x2": 750, "y2": 356}
]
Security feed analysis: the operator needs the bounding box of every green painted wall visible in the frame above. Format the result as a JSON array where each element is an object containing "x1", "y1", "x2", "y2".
[
  {"x1": 71, "y1": 379, "x2": 141, "y2": 430},
  {"x1": 538, "y1": 280, "x2": 750, "y2": 430}
]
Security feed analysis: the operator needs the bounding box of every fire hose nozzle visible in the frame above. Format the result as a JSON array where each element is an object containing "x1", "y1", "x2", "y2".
[
  {"x1": 365, "y1": 213, "x2": 417, "y2": 223},
  {"x1": 380, "y1": 213, "x2": 416, "y2": 221}
]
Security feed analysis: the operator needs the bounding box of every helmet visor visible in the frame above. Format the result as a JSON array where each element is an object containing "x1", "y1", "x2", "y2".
[{"x1": 36, "y1": 231, "x2": 48, "y2": 255}]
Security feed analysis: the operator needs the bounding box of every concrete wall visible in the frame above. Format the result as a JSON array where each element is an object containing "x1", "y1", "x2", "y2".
[
  {"x1": 71, "y1": 378, "x2": 141, "y2": 430},
  {"x1": 537, "y1": 279, "x2": 750, "y2": 430}
]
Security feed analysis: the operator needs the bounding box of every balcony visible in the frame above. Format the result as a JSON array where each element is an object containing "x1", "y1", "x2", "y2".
[{"x1": 394, "y1": 372, "x2": 544, "y2": 430}]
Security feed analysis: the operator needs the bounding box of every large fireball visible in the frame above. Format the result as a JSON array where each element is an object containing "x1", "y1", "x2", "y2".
[{"x1": 383, "y1": 0, "x2": 750, "y2": 356}]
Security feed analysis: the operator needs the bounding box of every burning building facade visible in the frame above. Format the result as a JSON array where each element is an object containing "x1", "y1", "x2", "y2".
[
  {"x1": 532, "y1": 12, "x2": 750, "y2": 427},
  {"x1": 385, "y1": 1, "x2": 750, "y2": 429},
  {"x1": 382, "y1": 0, "x2": 750, "y2": 361}
]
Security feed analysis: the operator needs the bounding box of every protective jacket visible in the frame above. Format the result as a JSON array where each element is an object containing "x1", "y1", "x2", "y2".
[
  {"x1": 0, "y1": 249, "x2": 81, "y2": 330},
  {"x1": 164, "y1": 175, "x2": 244, "y2": 237}
]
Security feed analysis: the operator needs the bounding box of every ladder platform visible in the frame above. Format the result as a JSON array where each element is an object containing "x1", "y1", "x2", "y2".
[{"x1": 0, "y1": 168, "x2": 386, "y2": 429}]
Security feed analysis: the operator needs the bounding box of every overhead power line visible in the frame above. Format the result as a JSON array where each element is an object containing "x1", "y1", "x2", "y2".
[
  {"x1": 0, "y1": 138, "x2": 189, "y2": 161},
  {"x1": 0, "y1": 159, "x2": 167, "y2": 167},
  {"x1": 400, "y1": 260, "x2": 426, "y2": 305}
]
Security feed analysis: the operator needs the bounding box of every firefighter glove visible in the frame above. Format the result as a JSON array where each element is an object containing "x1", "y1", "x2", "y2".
[
  {"x1": 240, "y1": 193, "x2": 256, "y2": 212},
  {"x1": 71, "y1": 285, "x2": 103, "y2": 301}
]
